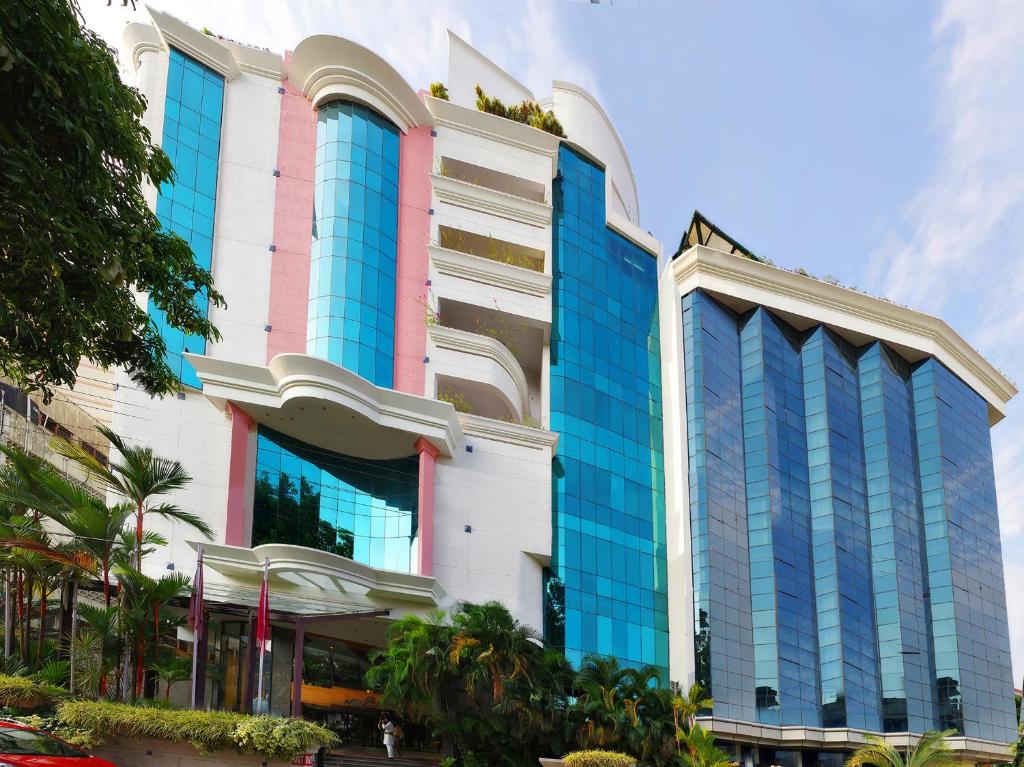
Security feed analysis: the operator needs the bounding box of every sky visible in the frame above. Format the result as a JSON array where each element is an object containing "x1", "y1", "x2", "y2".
[{"x1": 80, "y1": 0, "x2": 1024, "y2": 688}]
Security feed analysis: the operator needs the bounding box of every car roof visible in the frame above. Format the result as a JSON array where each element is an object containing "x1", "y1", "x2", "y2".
[{"x1": 0, "y1": 720, "x2": 34, "y2": 731}]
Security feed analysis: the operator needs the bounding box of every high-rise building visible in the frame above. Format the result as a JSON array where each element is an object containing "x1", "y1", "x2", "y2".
[
  {"x1": 101, "y1": 11, "x2": 1016, "y2": 762},
  {"x1": 659, "y1": 221, "x2": 1018, "y2": 762}
]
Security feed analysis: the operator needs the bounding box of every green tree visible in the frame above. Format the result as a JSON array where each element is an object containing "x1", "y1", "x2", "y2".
[
  {"x1": 53, "y1": 426, "x2": 212, "y2": 567},
  {"x1": 0, "y1": 0, "x2": 224, "y2": 400},
  {"x1": 846, "y1": 730, "x2": 956, "y2": 767},
  {"x1": 676, "y1": 723, "x2": 736, "y2": 767}
]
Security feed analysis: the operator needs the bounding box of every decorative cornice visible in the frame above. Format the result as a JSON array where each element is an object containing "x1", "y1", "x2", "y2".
[
  {"x1": 144, "y1": 7, "x2": 239, "y2": 80},
  {"x1": 428, "y1": 324, "x2": 530, "y2": 419},
  {"x1": 458, "y1": 413, "x2": 559, "y2": 453},
  {"x1": 429, "y1": 245, "x2": 551, "y2": 299},
  {"x1": 431, "y1": 173, "x2": 551, "y2": 228},
  {"x1": 669, "y1": 246, "x2": 1017, "y2": 422},
  {"x1": 607, "y1": 210, "x2": 660, "y2": 257},
  {"x1": 287, "y1": 35, "x2": 432, "y2": 131},
  {"x1": 426, "y1": 96, "x2": 560, "y2": 157},
  {"x1": 183, "y1": 352, "x2": 463, "y2": 456},
  {"x1": 195, "y1": 541, "x2": 445, "y2": 605}
]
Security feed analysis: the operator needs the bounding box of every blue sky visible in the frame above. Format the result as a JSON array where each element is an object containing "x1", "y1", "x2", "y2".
[{"x1": 82, "y1": 0, "x2": 1024, "y2": 687}]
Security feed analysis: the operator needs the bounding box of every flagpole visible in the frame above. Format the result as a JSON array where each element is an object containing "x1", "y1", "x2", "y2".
[
  {"x1": 190, "y1": 544, "x2": 204, "y2": 710},
  {"x1": 255, "y1": 557, "x2": 269, "y2": 713}
]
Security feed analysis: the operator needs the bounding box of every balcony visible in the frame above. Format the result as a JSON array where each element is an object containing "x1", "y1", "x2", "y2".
[
  {"x1": 428, "y1": 324, "x2": 530, "y2": 423},
  {"x1": 438, "y1": 156, "x2": 547, "y2": 203}
]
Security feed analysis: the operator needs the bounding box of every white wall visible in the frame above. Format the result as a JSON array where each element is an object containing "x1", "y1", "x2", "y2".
[
  {"x1": 206, "y1": 71, "x2": 280, "y2": 366},
  {"x1": 658, "y1": 264, "x2": 695, "y2": 687},
  {"x1": 447, "y1": 30, "x2": 534, "y2": 110},
  {"x1": 432, "y1": 430, "x2": 552, "y2": 631}
]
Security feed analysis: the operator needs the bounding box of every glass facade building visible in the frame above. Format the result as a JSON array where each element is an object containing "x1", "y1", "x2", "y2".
[
  {"x1": 252, "y1": 426, "x2": 418, "y2": 573},
  {"x1": 308, "y1": 101, "x2": 400, "y2": 387},
  {"x1": 154, "y1": 48, "x2": 224, "y2": 388},
  {"x1": 681, "y1": 289, "x2": 1016, "y2": 741},
  {"x1": 546, "y1": 145, "x2": 668, "y2": 672}
]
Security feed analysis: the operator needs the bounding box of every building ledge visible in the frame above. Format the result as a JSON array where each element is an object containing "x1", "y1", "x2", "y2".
[
  {"x1": 429, "y1": 245, "x2": 552, "y2": 299},
  {"x1": 432, "y1": 173, "x2": 551, "y2": 228},
  {"x1": 699, "y1": 716, "x2": 1012, "y2": 762},
  {"x1": 425, "y1": 95, "x2": 561, "y2": 159},
  {"x1": 184, "y1": 352, "x2": 462, "y2": 458},
  {"x1": 429, "y1": 324, "x2": 530, "y2": 421},
  {"x1": 458, "y1": 413, "x2": 559, "y2": 453},
  {"x1": 193, "y1": 542, "x2": 444, "y2": 605},
  {"x1": 668, "y1": 245, "x2": 1017, "y2": 423}
]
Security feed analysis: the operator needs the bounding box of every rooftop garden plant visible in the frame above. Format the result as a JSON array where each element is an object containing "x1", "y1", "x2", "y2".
[
  {"x1": 430, "y1": 81, "x2": 450, "y2": 100},
  {"x1": 475, "y1": 84, "x2": 566, "y2": 138}
]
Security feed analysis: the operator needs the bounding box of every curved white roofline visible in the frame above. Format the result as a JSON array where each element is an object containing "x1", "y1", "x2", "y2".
[
  {"x1": 551, "y1": 80, "x2": 640, "y2": 218},
  {"x1": 287, "y1": 35, "x2": 433, "y2": 132}
]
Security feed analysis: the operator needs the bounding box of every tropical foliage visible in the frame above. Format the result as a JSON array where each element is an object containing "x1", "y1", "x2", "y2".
[
  {"x1": 564, "y1": 751, "x2": 637, "y2": 767},
  {"x1": 475, "y1": 84, "x2": 567, "y2": 137},
  {"x1": 430, "y1": 81, "x2": 450, "y2": 100},
  {"x1": 57, "y1": 699, "x2": 336, "y2": 759},
  {"x1": 0, "y1": 428, "x2": 210, "y2": 702},
  {"x1": 364, "y1": 600, "x2": 734, "y2": 767},
  {"x1": 0, "y1": 0, "x2": 224, "y2": 401},
  {"x1": 845, "y1": 730, "x2": 956, "y2": 767}
]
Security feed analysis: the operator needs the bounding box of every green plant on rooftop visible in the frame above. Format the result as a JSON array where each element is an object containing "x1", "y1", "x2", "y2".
[
  {"x1": 431, "y1": 81, "x2": 450, "y2": 100},
  {"x1": 475, "y1": 84, "x2": 566, "y2": 138},
  {"x1": 437, "y1": 386, "x2": 472, "y2": 413}
]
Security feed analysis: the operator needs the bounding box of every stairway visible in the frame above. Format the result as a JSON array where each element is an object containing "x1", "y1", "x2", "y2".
[{"x1": 324, "y1": 752, "x2": 439, "y2": 767}]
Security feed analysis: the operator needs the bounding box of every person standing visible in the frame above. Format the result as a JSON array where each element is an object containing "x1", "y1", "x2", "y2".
[{"x1": 379, "y1": 712, "x2": 397, "y2": 760}]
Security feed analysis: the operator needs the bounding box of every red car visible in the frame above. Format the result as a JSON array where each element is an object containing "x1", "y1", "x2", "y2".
[{"x1": 0, "y1": 721, "x2": 116, "y2": 767}]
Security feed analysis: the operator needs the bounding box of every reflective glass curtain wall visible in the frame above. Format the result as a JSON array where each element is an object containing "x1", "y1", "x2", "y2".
[
  {"x1": 857, "y1": 344, "x2": 934, "y2": 733},
  {"x1": 154, "y1": 48, "x2": 224, "y2": 388},
  {"x1": 681, "y1": 290, "x2": 1016, "y2": 741},
  {"x1": 739, "y1": 309, "x2": 818, "y2": 726},
  {"x1": 309, "y1": 102, "x2": 400, "y2": 387},
  {"x1": 911, "y1": 361, "x2": 1017, "y2": 741},
  {"x1": 547, "y1": 145, "x2": 668, "y2": 672},
  {"x1": 682, "y1": 291, "x2": 755, "y2": 720},
  {"x1": 252, "y1": 426, "x2": 418, "y2": 572}
]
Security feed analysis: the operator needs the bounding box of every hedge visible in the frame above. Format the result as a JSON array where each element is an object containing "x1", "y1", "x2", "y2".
[
  {"x1": 0, "y1": 674, "x2": 66, "y2": 710},
  {"x1": 56, "y1": 700, "x2": 337, "y2": 760},
  {"x1": 563, "y1": 751, "x2": 636, "y2": 767}
]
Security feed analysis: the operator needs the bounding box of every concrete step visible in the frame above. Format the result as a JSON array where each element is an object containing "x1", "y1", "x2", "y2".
[{"x1": 324, "y1": 753, "x2": 438, "y2": 767}]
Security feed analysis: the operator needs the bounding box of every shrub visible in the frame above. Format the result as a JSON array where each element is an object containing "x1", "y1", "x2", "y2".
[
  {"x1": 0, "y1": 674, "x2": 66, "y2": 710},
  {"x1": 55, "y1": 700, "x2": 337, "y2": 760},
  {"x1": 430, "y1": 82, "x2": 450, "y2": 100},
  {"x1": 563, "y1": 751, "x2": 635, "y2": 767},
  {"x1": 474, "y1": 84, "x2": 566, "y2": 138}
]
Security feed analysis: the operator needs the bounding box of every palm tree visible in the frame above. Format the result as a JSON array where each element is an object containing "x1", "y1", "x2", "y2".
[
  {"x1": 116, "y1": 568, "x2": 190, "y2": 698},
  {"x1": 573, "y1": 656, "x2": 633, "y2": 750},
  {"x1": 677, "y1": 722, "x2": 737, "y2": 767},
  {"x1": 75, "y1": 604, "x2": 124, "y2": 697},
  {"x1": 52, "y1": 426, "x2": 213, "y2": 567},
  {"x1": 846, "y1": 730, "x2": 957, "y2": 767},
  {"x1": 148, "y1": 650, "x2": 192, "y2": 701}
]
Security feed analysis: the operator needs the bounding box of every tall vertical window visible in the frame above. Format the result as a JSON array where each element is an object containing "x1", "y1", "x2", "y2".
[
  {"x1": 547, "y1": 145, "x2": 668, "y2": 672},
  {"x1": 308, "y1": 101, "x2": 400, "y2": 388},
  {"x1": 153, "y1": 49, "x2": 224, "y2": 388},
  {"x1": 252, "y1": 426, "x2": 418, "y2": 573},
  {"x1": 682, "y1": 291, "x2": 755, "y2": 721}
]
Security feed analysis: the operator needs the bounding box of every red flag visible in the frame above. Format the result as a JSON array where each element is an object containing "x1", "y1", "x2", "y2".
[
  {"x1": 255, "y1": 558, "x2": 270, "y2": 653},
  {"x1": 188, "y1": 544, "x2": 204, "y2": 631}
]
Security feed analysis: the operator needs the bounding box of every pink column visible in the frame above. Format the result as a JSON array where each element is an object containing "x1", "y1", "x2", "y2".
[
  {"x1": 267, "y1": 53, "x2": 316, "y2": 363},
  {"x1": 392, "y1": 124, "x2": 434, "y2": 395},
  {"x1": 225, "y1": 403, "x2": 255, "y2": 546},
  {"x1": 414, "y1": 436, "x2": 439, "y2": 577}
]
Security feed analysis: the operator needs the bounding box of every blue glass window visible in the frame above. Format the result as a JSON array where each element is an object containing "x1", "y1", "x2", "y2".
[
  {"x1": 912, "y1": 360, "x2": 1017, "y2": 741},
  {"x1": 252, "y1": 426, "x2": 418, "y2": 573},
  {"x1": 308, "y1": 101, "x2": 400, "y2": 387},
  {"x1": 153, "y1": 49, "x2": 224, "y2": 388},
  {"x1": 682, "y1": 291, "x2": 755, "y2": 721},
  {"x1": 546, "y1": 145, "x2": 668, "y2": 673}
]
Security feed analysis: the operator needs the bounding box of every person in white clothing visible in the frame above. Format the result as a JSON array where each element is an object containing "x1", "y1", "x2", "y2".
[{"x1": 379, "y1": 713, "x2": 397, "y2": 759}]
